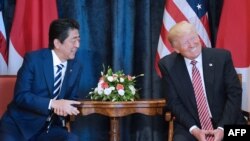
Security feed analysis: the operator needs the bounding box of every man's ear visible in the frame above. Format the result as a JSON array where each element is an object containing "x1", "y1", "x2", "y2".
[
  {"x1": 171, "y1": 41, "x2": 180, "y2": 53},
  {"x1": 174, "y1": 47, "x2": 180, "y2": 53},
  {"x1": 53, "y1": 39, "x2": 61, "y2": 49}
]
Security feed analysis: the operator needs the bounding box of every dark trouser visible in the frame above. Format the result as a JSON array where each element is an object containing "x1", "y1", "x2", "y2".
[
  {"x1": 0, "y1": 116, "x2": 26, "y2": 141},
  {"x1": 0, "y1": 118, "x2": 78, "y2": 141},
  {"x1": 173, "y1": 123, "x2": 197, "y2": 141},
  {"x1": 30, "y1": 126, "x2": 78, "y2": 141}
]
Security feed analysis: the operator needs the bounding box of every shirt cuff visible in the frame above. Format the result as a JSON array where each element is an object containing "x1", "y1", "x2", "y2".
[
  {"x1": 218, "y1": 126, "x2": 224, "y2": 131},
  {"x1": 189, "y1": 125, "x2": 199, "y2": 133},
  {"x1": 48, "y1": 99, "x2": 53, "y2": 110}
]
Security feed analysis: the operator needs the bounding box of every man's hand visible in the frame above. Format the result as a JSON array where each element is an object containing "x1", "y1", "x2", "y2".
[
  {"x1": 51, "y1": 99, "x2": 81, "y2": 116},
  {"x1": 191, "y1": 128, "x2": 211, "y2": 141},
  {"x1": 212, "y1": 128, "x2": 224, "y2": 141},
  {"x1": 192, "y1": 128, "x2": 223, "y2": 141}
]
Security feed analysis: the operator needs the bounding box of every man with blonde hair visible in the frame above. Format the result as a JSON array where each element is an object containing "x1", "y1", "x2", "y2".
[{"x1": 159, "y1": 21, "x2": 246, "y2": 141}]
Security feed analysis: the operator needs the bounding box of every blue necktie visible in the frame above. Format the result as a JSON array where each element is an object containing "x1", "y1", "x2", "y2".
[
  {"x1": 46, "y1": 64, "x2": 64, "y2": 133},
  {"x1": 53, "y1": 64, "x2": 64, "y2": 98}
]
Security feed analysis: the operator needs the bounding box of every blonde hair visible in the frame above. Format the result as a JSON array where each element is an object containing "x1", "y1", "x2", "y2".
[{"x1": 167, "y1": 21, "x2": 197, "y2": 46}]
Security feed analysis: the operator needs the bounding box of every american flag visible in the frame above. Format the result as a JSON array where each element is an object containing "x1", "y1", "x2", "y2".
[
  {"x1": 155, "y1": 0, "x2": 211, "y2": 77},
  {"x1": 0, "y1": 9, "x2": 8, "y2": 74}
]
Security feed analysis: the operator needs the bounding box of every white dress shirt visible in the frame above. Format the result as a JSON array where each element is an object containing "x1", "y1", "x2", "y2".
[
  {"x1": 48, "y1": 50, "x2": 67, "y2": 109},
  {"x1": 184, "y1": 53, "x2": 215, "y2": 132}
]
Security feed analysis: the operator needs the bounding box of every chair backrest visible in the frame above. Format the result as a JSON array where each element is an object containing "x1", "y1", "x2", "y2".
[
  {"x1": 0, "y1": 75, "x2": 17, "y2": 117},
  {"x1": 238, "y1": 74, "x2": 242, "y2": 85},
  {"x1": 238, "y1": 74, "x2": 250, "y2": 124}
]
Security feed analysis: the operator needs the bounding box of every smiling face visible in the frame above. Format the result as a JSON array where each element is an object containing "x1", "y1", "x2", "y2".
[
  {"x1": 168, "y1": 21, "x2": 202, "y2": 60},
  {"x1": 54, "y1": 29, "x2": 80, "y2": 62}
]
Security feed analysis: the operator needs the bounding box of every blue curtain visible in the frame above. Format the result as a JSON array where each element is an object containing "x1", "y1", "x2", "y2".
[
  {"x1": 1, "y1": 0, "x2": 223, "y2": 140},
  {"x1": 57, "y1": 1, "x2": 167, "y2": 140}
]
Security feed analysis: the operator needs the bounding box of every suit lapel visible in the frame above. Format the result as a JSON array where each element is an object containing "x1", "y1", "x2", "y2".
[
  {"x1": 42, "y1": 50, "x2": 54, "y2": 96},
  {"x1": 173, "y1": 55, "x2": 198, "y2": 110}
]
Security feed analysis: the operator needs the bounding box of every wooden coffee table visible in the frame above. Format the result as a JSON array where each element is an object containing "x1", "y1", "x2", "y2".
[{"x1": 75, "y1": 99, "x2": 166, "y2": 141}]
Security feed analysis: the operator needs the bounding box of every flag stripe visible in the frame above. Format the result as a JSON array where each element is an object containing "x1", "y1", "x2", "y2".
[
  {"x1": 157, "y1": 37, "x2": 171, "y2": 59},
  {"x1": 159, "y1": 26, "x2": 174, "y2": 53},
  {"x1": 166, "y1": 0, "x2": 187, "y2": 23},
  {"x1": 0, "y1": 11, "x2": 8, "y2": 74}
]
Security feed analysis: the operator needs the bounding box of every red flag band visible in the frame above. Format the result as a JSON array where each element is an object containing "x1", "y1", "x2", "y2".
[
  {"x1": 8, "y1": 0, "x2": 58, "y2": 74},
  {"x1": 216, "y1": 0, "x2": 250, "y2": 112}
]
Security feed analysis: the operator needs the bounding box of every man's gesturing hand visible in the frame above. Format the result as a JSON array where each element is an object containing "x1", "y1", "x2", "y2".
[{"x1": 51, "y1": 99, "x2": 81, "y2": 116}]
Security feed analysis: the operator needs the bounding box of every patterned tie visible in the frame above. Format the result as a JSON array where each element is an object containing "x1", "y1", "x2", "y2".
[
  {"x1": 191, "y1": 60, "x2": 214, "y2": 141},
  {"x1": 53, "y1": 64, "x2": 64, "y2": 98}
]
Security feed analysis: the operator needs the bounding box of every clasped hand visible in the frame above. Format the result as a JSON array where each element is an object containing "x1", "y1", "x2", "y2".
[
  {"x1": 192, "y1": 128, "x2": 224, "y2": 141},
  {"x1": 51, "y1": 99, "x2": 81, "y2": 116}
]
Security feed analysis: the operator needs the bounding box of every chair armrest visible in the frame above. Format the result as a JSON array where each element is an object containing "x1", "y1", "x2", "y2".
[
  {"x1": 66, "y1": 115, "x2": 76, "y2": 132},
  {"x1": 242, "y1": 111, "x2": 250, "y2": 125},
  {"x1": 165, "y1": 112, "x2": 175, "y2": 141}
]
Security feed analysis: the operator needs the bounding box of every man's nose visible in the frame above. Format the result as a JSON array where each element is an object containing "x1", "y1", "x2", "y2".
[{"x1": 75, "y1": 41, "x2": 80, "y2": 48}]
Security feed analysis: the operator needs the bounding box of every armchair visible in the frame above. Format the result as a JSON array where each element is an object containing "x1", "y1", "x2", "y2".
[
  {"x1": 0, "y1": 75, "x2": 72, "y2": 132},
  {"x1": 165, "y1": 112, "x2": 174, "y2": 141},
  {"x1": 0, "y1": 75, "x2": 16, "y2": 117}
]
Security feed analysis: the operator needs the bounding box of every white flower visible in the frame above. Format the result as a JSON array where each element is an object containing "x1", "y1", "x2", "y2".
[
  {"x1": 118, "y1": 89, "x2": 125, "y2": 96},
  {"x1": 94, "y1": 88, "x2": 98, "y2": 93},
  {"x1": 97, "y1": 84, "x2": 103, "y2": 92},
  {"x1": 113, "y1": 75, "x2": 118, "y2": 81},
  {"x1": 104, "y1": 88, "x2": 112, "y2": 95},
  {"x1": 129, "y1": 85, "x2": 136, "y2": 95},
  {"x1": 110, "y1": 86, "x2": 115, "y2": 90},
  {"x1": 107, "y1": 76, "x2": 114, "y2": 82},
  {"x1": 119, "y1": 77, "x2": 124, "y2": 82},
  {"x1": 97, "y1": 87, "x2": 103, "y2": 95}
]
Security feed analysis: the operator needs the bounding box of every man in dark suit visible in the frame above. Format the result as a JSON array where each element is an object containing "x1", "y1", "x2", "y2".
[
  {"x1": 158, "y1": 21, "x2": 246, "y2": 141},
  {"x1": 0, "y1": 19, "x2": 82, "y2": 141}
]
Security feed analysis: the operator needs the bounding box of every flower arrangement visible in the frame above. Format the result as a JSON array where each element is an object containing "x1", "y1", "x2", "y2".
[{"x1": 89, "y1": 67, "x2": 144, "y2": 102}]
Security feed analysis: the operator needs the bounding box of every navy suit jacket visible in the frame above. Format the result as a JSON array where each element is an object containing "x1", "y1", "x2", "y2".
[
  {"x1": 159, "y1": 48, "x2": 246, "y2": 131},
  {"x1": 1, "y1": 48, "x2": 83, "y2": 139}
]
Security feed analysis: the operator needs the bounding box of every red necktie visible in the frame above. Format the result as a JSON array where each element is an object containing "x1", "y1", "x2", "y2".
[{"x1": 191, "y1": 60, "x2": 214, "y2": 141}]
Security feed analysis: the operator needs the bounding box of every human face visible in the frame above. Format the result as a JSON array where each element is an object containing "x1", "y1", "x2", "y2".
[
  {"x1": 54, "y1": 29, "x2": 80, "y2": 62},
  {"x1": 173, "y1": 32, "x2": 202, "y2": 60}
]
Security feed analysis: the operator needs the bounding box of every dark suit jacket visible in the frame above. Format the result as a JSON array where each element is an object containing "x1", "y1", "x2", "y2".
[
  {"x1": 158, "y1": 48, "x2": 246, "y2": 131},
  {"x1": 1, "y1": 48, "x2": 83, "y2": 139}
]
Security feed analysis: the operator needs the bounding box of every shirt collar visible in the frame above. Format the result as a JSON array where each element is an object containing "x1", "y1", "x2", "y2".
[
  {"x1": 51, "y1": 50, "x2": 67, "y2": 67},
  {"x1": 184, "y1": 53, "x2": 202, "y2": 65}
]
